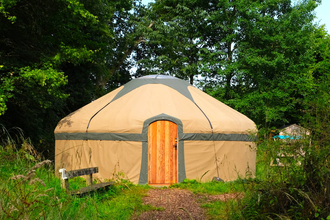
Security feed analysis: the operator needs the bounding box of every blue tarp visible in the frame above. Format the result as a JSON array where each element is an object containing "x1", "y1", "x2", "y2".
[{"x1": 273, "y1": 135, "x2": 302, "y2": 140}]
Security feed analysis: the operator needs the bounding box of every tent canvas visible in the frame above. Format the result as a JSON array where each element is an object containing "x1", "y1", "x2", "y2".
[{"x1": 55, "y1": 75, "x2": 256, "y2": 184}]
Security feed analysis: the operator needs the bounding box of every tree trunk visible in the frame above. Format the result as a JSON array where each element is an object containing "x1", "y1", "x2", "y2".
[{"x1": 189, "y1": 75, "x2": 193, "y2": 85}]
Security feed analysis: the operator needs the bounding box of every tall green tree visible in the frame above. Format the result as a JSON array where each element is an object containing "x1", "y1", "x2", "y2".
[
  {"x1": 136, "y1": 0, "x2": 320, "y2": 129},
  {"x1": 209, "y1": 0, "x2": 319, "y2": 128},
  {"x1": 0, "y1": 0, "x2": 134, "y2": 154},
  {"x1": 240, "y1": 27, "x2": 330, "y2": 220},
  {"x1": 135, "y1": 0, "x2": 214, "y2": 84},
  {"x1": 303, "y1": 26, "x2": 330, "y2": 141}
]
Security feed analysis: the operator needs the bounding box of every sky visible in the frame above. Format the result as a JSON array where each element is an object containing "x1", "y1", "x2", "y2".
[
  {"x1": 141, "y1": 0, "x2": 330, "y2": 33},
  {"x1": 314, "y1": 0, "x2": 330, "y2": 32}
]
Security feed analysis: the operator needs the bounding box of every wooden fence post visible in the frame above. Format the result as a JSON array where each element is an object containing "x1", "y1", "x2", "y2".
[
  {"x1": 61, "y1": 178, "x2": 69, "y2": 191},
  {"x1": 59, "y1": 168, "x2": 69, "y2": 191},
  {"x1": 87, "y1": 174, "x2": 93, "y2": 186}
]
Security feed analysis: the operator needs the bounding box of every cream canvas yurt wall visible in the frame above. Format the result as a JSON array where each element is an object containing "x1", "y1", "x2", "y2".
[{"x1": 55, "y1": 75, "x2": 257, "y2": 184}]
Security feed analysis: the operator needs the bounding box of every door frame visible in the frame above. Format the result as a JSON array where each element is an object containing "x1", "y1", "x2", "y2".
[{"x1": 138, "y1": 113, "x2": 186, "y2": 184}]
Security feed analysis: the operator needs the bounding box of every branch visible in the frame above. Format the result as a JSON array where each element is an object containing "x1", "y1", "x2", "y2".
[{"x1": 98, "y1": 22, "x2": 155, "y2": 88}]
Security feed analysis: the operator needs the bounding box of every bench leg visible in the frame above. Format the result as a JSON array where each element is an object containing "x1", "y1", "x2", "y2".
[
  {"x1": 61, "y1": 178, "x2": 69, "y2": 191},
  {"x1": 87, "y1": 174, "x2": 93, "y2": 186}
]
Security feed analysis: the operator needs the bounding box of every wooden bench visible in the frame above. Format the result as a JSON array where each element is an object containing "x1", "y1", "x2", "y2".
[{"x1": 59, "y1": 167, "x2": 114, "y2": 195}]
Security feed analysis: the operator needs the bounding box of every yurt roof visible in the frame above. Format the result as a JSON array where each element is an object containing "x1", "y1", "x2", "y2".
[{"x1": 55, "y1": 75, "x2": 256, "y2": 138}]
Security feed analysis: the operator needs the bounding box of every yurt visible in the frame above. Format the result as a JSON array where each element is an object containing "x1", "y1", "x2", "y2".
[{"x1": 55, "y1": 75, "x2": 256, "y2": 184}]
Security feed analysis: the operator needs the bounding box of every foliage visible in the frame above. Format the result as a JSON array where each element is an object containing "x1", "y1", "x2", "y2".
[
  {"x1": 201, "y1": 200, "x2": 241, "y2": 220},
  {"x1": 172, "y1": 48, "x2": 330, "y2": 218},
  {"x1": 0, "y1": 0, "x2": 136, "y2": 156},
  {"x1": 234, "y1": 48, "x2": 330, "y2": 219},
  {"x1": 236, "y1": 135, "x2": 330, "y2": 219},
  {"x1": 0, "y1": 0, "x2": 326, "y2": 158},
  {"x1": 135, "y1": 0, "x2": 321, "y2": 130},
  {"x1": 0, "y1": 129, "x2": 155, "y2": 220},
  {"x1": 204, "y1": 0, "x2": 319, "y2": 129},
  {"x1": 134, "y1": 0, "x2": 214, "y2": 84}
]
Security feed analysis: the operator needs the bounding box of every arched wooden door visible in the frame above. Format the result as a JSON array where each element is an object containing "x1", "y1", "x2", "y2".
[{"x1": 148, "y1": 120, "x2": 178, "y2": 184}]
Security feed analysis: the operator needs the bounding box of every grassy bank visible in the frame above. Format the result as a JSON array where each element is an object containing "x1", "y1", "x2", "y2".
[{"x1": 0, "y1": 144, "x2": 157, "y2": 220}]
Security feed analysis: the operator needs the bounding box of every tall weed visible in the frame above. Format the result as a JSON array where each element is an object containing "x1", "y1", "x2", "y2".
[
  {"x1": 238, "y1": 127, "x2": 330, "y2": 219},
  {"x1": 0, "y1": 126, "x2": 153, "y2": 220}
]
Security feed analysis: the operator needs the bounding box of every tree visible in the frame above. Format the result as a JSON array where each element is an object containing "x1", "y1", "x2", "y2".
[
  {"x1": 134, "y1": 0, "x2": 215, "y2": 84},
  {"x1": 137, "y1": 0, "x2": 319, "y2": 128},
  {"x1": 211, "y1": 0, "x2": 319, "y2": 128},
  {"x1": 303, "y1": 26, "x2": 330, "y2": 142},
  {"x1": 0, "y1": 0, "x2": 134, "y2": 155}
]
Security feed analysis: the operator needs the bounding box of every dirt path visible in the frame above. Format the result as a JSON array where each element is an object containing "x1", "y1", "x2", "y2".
[{"x1": 133, "y1": 188, "x2": 241, "y2": 220}]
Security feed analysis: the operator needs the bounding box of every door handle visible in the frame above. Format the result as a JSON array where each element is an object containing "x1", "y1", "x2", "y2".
[{"x1": 174, "y1": 138, "x2": 177, "y2": 150}]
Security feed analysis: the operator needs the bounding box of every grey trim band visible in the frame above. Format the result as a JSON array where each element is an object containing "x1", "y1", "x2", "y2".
[
  {"x1": 55, "y1": 132, "x2": 146, "y2": 141},
  {"x1": 55, "y1": 132, "x2": 255, "y2": 142},
  {"x1": 178, "y1": 138, "x2": 186, "y2": 183},
  {"x1": 193, "y1": 102, "x2": 213, "y2": 129},
  {"x1": 180, "y1": 133, "x2": 256, "y2": 142},
  {"x1": 139, "y1": 141, "x2": 149, "y2": 184}
]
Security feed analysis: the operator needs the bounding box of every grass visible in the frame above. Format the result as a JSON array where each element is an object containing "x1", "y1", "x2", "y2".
[
  {"x1": 201, "y1": 200, "x2": 240, "y2": 220},
  {"x1": 0, "y1": 144, "x2": 158, "y2": 220},
  {"x1": 170, "y1": 178, "x2": 245, "y2": 195}
]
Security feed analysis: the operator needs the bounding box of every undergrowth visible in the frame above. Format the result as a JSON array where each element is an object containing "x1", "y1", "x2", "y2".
[
  {"x1": 198, "y1": 134, "x2": 330, "y2": 220},
  {"x1": 234, "y1": 89, "x2": 330, "y2": 220},
  {"x1": 0, "y1": 126, "x2": 155, "y2": 220},
  {"x1": 235, "y1": 135, "x2": 330, "y2": 220}
]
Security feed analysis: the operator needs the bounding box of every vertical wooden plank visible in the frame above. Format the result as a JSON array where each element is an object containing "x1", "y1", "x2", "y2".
[
  {"x1": 159, "y1": 121, "x2": 166, "y2": 183},
  {"x1": 168, "y1": 121, "x2": 172, "y2": 183},
  {"x1": 173, "y1": 122, "x2": 178, "y2": 183},
  {"x1": 152, "y1": 122, "x2": 158, "y2": 183},
  {"x1": 149, "y1": 122, "x2": 158, "y2": 184},
  {"x1": 164, "y1": 121, "x2": 170, "y2": 183},
  {"x1": 173, "y1": 121, "x2": 177, "y2": 183},
  {"x1": 148, "y1": 124, "x2": 152, "y2": 184},
  {"x1": 169, "y1": 121, "x2": 173, "y2": 183},
  {"x1": 155, "y1": 121, "x2": 160, "y2": 183}
]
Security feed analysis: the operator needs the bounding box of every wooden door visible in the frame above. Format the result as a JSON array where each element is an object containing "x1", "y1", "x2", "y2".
[{"x1": 148, "y1": 120, "x2": 178, "y2": 184}]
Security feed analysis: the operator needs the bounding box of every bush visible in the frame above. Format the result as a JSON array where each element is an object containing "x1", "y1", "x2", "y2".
[{"x1": 238, "y1": 111, "x2": 330, "y2": 219}]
